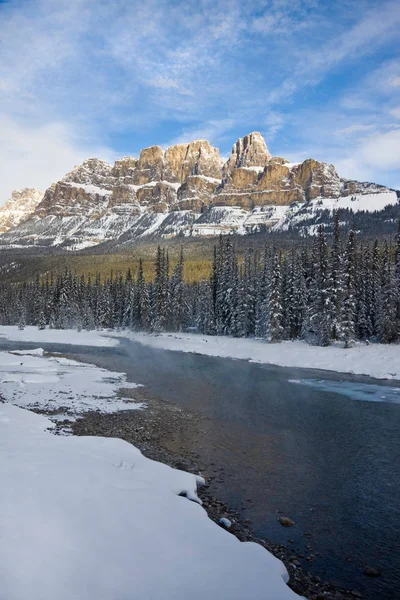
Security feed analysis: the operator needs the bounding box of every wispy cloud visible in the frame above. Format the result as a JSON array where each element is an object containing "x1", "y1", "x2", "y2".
[
  {"x1": 336, "y1": 124, "x2": 376, "y2": 137},
  {"x1": 0, "y1": 0, "x2": 399, "y2": 202}
]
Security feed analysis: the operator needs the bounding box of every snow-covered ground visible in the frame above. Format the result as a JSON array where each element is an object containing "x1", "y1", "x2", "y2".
[
  {"x1": 0, "y1": 403, "x2": 300, "y2": 600},
  {"x1": 0, "y1": 349, "x2": 142, "y2": 416},
  {"x1": 117, "y1": 332, "x2": 400, "y2": 380},
  {"x1": 0, "y1": 325, "x2": 119, "y2": 347}
]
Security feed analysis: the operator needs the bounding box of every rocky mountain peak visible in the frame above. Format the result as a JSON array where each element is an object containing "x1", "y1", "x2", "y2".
[
  {"x1": 63, "y1": 158, "x2": 114, "y2": 188},
  {"x1": 0, "y1": 188, "x2": 44, "y2": 233},
  {"x1": 225, "y1": 131, "x2": 272, "y2": 175},
  {"x1": 164, "y1": 139, "x2": 221, "y2": 183}
]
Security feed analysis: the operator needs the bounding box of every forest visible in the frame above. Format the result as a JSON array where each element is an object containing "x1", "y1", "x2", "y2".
[{"x1": 1, "y1": 214, "x2": 399, "y2": 346}]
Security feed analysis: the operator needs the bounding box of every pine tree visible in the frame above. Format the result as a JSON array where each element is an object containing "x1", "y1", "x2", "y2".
[
  {"x1": 342, "y1": 230, "x2": 357, "y2": 347},
  {"x1": 355, "y1": 244, "x2": 373, "y2": 340},
  {"x1": 234, "y1": 247, "x2": 255, "y2": 337},
  {"x1": 152, "y1": 247, "x2": 169, "y2": 332},
  {"x1": 267, "y1": 249, "x2": 284, "y2": 342},
  {"x1": 377, "y1": 241, "x2": 398, "y2": 343},
  {"x1": 169, "y1": 248, "x2": 187, "y2": 332},
  {"x1": 304, "y1": 226, "x2": 331, "y2": 346},
  {"x1": 329, "y1": 211, "x2": 343, "y2": 340}
]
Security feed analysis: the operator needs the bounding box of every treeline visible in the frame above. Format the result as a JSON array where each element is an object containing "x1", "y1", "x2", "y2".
[
  {"x1": 285, "y1": 203, "x2": 400, "y2": 239},
  {"x1": 1, "y1": 214, "x2": 399, "y2": 346}
]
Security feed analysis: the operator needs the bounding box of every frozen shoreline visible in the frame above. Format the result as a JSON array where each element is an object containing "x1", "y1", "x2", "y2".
[
  {"x1": 115, "y1": 331, "x2": 400, "y2": 381},
  {"x1": 0, "y1": 325, "x2": 118, "y2": 347}
]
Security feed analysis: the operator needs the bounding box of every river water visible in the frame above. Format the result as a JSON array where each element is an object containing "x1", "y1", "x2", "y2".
[{"x1": 1, "y1": 337, "x2": 399, "y2": 599}]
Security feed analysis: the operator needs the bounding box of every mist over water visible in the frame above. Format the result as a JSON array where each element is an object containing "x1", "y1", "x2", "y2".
[{"x1": 1, "y1": 337, "x2": 399, "y2": 599}]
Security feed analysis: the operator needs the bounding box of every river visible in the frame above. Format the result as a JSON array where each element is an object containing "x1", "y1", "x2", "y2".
[{"x1": 1, "y1": 337, "x2": 399, "y2": 599}]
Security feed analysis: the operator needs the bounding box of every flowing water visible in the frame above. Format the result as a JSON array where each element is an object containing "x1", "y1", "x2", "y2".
[{"x1": 1, "y1": 337, "x2": 399, "y2": 599}]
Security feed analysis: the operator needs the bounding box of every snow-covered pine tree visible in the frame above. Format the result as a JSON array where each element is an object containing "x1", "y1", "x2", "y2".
[
  {"x1": 342, "y1": 230, "x2": 357, "y2": 347},
  {"x1": 355, "y1": 243, "x2": 373, "y2": 340},
  {"x1": 254, "y1": 244, "x2": 271, "y2": 338},
  {"x1": 233, "y1": 247, "x2": 255, "y2": 337},
  {"x1": 152, "y1": 247, "x2": 169, "y2": 332},
  {"x1": 304, "y1": 226, "x2": 331, "y2": 346},
  {"x1": 329, "y1": 211, "x2": 343, "y2": 340},
  {"x1": 377, "y1": 240, "x2": 398, "y2": 343},
  {"x1": 169, "y1": 248, "x2": 188, "y2": 332},
  {"x1": 215, "y1": 237, "x2": 238, "y2": 335},
  {"x1": 266, "y1": 249, "x2": 284, "y2": 342}
]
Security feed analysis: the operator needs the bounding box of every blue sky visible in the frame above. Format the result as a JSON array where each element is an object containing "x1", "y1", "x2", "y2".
[{"x1": 1, "y1": 0, "x2": 400, "y2": 202}]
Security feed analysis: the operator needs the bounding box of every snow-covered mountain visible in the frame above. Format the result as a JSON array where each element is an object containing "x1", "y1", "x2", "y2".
[
  {"x1": 0, "y1": 188, "x2": 43, "y2": 233},
  {"x1": 0, "y1": 133, "x2": 398, "y2": 250}
]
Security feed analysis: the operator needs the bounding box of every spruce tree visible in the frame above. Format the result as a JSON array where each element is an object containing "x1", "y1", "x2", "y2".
[
  {"x1": 267, "y1": 249, "x2": 284, "y2": 342},
  {"x1": 342, "y1": 230, "x2": 357, "y2": 347}
]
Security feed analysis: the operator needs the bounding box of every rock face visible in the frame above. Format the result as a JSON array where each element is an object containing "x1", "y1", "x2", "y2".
[
  {"x1": 0, "y1": 188, "x2": 43, "y2": 233},
  {"x1": 224, "y1": 132, "x2": 271, "y2": 175},
  {"x1": 217, "y1": 156, "x2": 341, "y2": 208},
  {"x1": 164, "y1": 140, "x2": 222, "y2": 182},
  {"x1": 0, "y1": 131, "x2": 397, "y2": 248}
]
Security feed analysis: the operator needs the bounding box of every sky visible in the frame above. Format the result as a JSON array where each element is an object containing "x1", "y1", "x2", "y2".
[{"x1": 1, "y1": 0, "x2": 400, "y2": 204}]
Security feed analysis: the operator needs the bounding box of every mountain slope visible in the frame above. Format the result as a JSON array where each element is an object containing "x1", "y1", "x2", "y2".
[{"x1": 0, "y1": 133, "x2": 398, "y2": 249}]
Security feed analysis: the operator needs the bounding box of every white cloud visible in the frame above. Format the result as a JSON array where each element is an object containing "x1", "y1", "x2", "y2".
[
  {"x1": 390, "y1": 107, "x2": 400, "y2": 119},
  {"x1": 148, "y1": 76, "x2": 194, "y2": 96},
  {"x1": 334, "y1": 127, "x2": 400, "y2": 186},
  {"x1": 389, "y1": 75, "x2": 400, "y2": 87},
  {"x1": 268, "y1": 2, "x2": 400, "y2": 110},
  {"x1": 264, "y1": 112, "x2": 285, "y2": 141},
  {"x1": 0, "y1": 115, "x2": 115, "y2": 204},
  {"x1": 335, "y1": 124, "x2": 376, "y2": 137},
  {"x1": 358, "y1": 128, "x2": 400, "y2": 170}
]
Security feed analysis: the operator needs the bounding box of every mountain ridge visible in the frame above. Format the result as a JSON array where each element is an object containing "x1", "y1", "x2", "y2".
[{"x1": 0, "y1": 132, "x2": 398, "y2": 250}]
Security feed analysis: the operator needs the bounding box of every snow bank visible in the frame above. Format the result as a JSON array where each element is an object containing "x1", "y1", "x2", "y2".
[
  {"x1": 0, "y1": 403, "x2": 300, "y2": 600},
  {"x1": 117, "y1": 332, "x2": 400, "y2": 380},
  {"x1": 0, "y1": 350, "x2": 142, "y2": 415},
  {"x1": 0, "y1": 325, "x2": 119, "y2": 347}
]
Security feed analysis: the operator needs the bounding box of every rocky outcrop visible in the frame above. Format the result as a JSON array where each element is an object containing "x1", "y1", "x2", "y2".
[
  {"x1": 216, "y1": 155, "x2": 341, "y2": 207},
  {"x1": 63, "y1": 158, "x2": 114, "y2": 189},
  {"x1": 0, "y1": 188, "x2": 43, "y2": 233},
  {"x1": 292, "y1": 159, "x2": 341, "y2": 200},
  {"x1": 224, "y1": 132, "x2": 271, "y2": 175},
  {"x1": 174, "y1": 175, "x2": 220, "y2": 211},
  {"x1": 164, "y1": 140, "x2": 222, "y2": 183},
  {"x1": 36, "y1": 182, "x2": 111, "y2": 219},
  {"x1": 136, "y1": 182, "x2": 179, "y2": 213}
]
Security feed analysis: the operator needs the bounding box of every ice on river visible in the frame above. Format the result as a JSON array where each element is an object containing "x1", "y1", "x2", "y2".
[
  {"x1": 0, "y1": 349, "x2": 143, "y2": 417},
  {"x1": 288, "y1": 378, "x2": 400, "y2": 404}
]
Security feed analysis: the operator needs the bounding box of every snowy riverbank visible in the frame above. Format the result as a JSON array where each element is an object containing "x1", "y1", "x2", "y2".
[
  {"x1": 0, "y1": 345, "x2": 301, "y2": 600},
  {"x1": 1, "y1": 326, "x2": 399, "y2": 380},
  {"x1": 0, "y1": 403, "x2": 300, "y2": 600},
  {"x1": 116, "y1": 332, "x2": 400, "y2": 381},
  {"x1": 0, "y1": 325, "x2": 118, "y2": 347}
]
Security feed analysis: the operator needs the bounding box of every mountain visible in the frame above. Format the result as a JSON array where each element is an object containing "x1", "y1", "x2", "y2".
[
  {"x1": 0, "y1": 188, "x2": 43, "y2": 234},
  {"x1": 0, "y1": 132, "x2": 398, "y2": 250}
]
